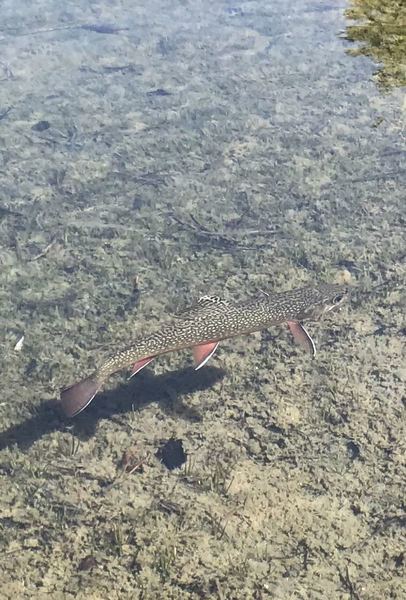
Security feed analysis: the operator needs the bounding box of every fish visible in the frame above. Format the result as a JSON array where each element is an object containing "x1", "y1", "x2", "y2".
[{"x1": 59, "y1": 283, "x2": 349, "y2": 418}]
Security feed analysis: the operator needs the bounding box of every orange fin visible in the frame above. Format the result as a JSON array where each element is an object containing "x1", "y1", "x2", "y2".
[
  {"x1": 129, "y1": 356, "x2": 154, "y2": 379},
  {"x1": 287, "y1": 321, "x2": 316, "y2": 356},
  {"x1": 193, "y1": 341, "x2": 219, "y2": 370},
  {"x1": 60, "y1": 376, "x2": 102, "y2": 418}
]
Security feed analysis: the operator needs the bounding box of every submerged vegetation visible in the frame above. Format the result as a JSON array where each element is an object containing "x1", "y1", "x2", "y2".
[{"x1": 344, "y1": 0, "x2": 406, "y2": 89}]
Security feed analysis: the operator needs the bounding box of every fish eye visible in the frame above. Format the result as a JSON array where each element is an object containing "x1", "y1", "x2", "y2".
[{"x1": 333, "y1": 293, "x2": 345, "y2": 304}]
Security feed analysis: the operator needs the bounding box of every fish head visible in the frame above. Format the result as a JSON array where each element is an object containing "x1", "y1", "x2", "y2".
[{"x1": 297, "y1": 283, "x2": 350, "y2": 321}]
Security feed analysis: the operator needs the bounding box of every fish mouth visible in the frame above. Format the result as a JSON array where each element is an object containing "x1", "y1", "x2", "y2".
[
  {"x1": 325, "y1": 302, "x2": 342, "y2": 313},
  {"x1": 324, "y1": 293, "x2": 349, "y2": 314}
]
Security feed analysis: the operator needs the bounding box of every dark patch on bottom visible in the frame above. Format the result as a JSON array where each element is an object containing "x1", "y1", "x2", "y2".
[{"x1": 156, "y1": 438, "x2": 187, "y2": 470}]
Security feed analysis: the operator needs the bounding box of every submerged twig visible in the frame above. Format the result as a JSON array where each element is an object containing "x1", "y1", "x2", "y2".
[
  {"x1": 171, "y1": 212, "x2": 278, "y2": 250},
  {"x1": 30, "y1": 238, "x2": 57, "y2": 261},
  {"x1": 0, "y1": 205, "x2": 22, "y2": 217},
  {"x1": 1, "y1": 23, "x2": 129, "y2": 38}
]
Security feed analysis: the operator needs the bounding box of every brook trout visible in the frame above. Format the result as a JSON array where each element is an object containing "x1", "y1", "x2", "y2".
[{"x1": 60, "y1": 283, "x2": 349, "y2": 417}]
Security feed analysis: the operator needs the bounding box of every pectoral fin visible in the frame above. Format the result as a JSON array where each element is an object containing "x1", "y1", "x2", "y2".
[
  {"x1": 287, "y1": 321, "x2": 316, "y2": 356},
  {"x1": 193, "y1": 341, "x2": 219, "y2": 370}
]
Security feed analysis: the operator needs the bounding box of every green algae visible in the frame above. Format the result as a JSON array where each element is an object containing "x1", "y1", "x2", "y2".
[{"x1": 344, "y1": 0, "x2": 406, "y2": 89}]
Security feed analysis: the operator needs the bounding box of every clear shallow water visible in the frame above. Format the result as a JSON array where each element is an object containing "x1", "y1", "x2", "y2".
[{"x1": 0, "y1": 1, "x2": 405, "y2": 598}]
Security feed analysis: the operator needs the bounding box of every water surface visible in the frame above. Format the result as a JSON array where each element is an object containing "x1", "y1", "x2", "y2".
[{"x1": 0, "y1": 0, "x2": 404, "y2": 598}]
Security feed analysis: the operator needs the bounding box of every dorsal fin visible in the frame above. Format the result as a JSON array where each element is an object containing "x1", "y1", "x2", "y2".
[{"x1": 174, "y1": 295, "x2": 233, "y2": 320}]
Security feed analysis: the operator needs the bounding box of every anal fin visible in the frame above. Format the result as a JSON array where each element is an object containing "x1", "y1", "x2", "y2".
[
  {"x1": 193, "y1": 341, "x2": 219, "y2": 370},
  {"x1": 287, "y1": 321, "x2": 316, "y2": 356}
]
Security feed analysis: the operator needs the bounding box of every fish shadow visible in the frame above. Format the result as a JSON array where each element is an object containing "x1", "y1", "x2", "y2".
[{"x1": 0, "y1": 366, "x2": 226, "y2": 451}]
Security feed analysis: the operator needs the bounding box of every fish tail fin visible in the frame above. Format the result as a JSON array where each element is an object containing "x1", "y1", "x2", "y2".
[{"x1": 59, "y1": 374, "x2": 103, "y2": 417}]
